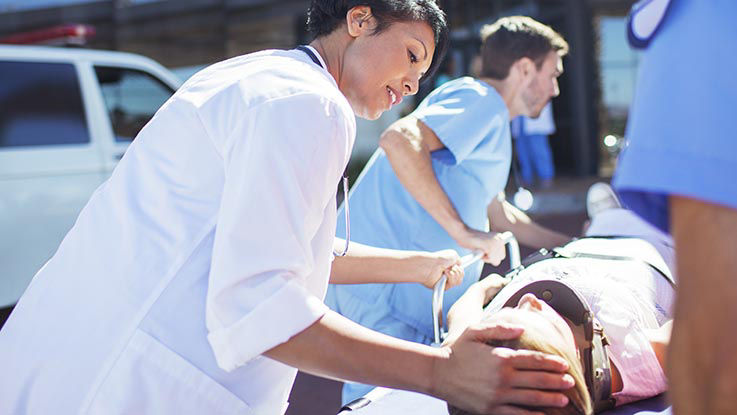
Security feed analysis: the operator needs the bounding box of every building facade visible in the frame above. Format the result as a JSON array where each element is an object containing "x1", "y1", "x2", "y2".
[{"x1": 0, "y1": 0, "x2": 638, "y2": 177}]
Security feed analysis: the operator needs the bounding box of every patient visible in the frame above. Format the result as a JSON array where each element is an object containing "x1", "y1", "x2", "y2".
[{"x1": 445, "y1": 188, "x2": 675, "y2": 415}]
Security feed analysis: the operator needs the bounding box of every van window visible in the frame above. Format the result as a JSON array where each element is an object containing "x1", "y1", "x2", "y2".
[
  {"x1": 0, "y1": 61, "x2": 90, "y2": 147},
  {"x1": 94, "y1": 66, "x2": 174, "y2": 142}
]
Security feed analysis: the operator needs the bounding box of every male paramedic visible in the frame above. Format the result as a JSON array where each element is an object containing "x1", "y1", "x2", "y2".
[
  {"x1": 327, "y1": 15, "x2": 571, "y2": 404},
  {"x1": 614, "y1": 0, "x2": 737, "y2": 414},
  {"x1": 0, "y1": 2, "x2": 575, "y2": 414}
]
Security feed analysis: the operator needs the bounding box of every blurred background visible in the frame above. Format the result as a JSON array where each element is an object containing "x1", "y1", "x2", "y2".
[
  {"x1": 0, "y1": 0, "x2": 638, "y2": 177},
  {"x1": 0, "y1": 1, "x2": 639, "y2": 413}
]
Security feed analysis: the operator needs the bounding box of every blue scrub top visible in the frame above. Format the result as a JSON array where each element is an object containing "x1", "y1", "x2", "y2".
[
  {"x1": 334, "y1": 77, "x2": 511, "y2": 338},
  {"x1": 614, "y1": 0, "x2": 737, "y2": 233}
]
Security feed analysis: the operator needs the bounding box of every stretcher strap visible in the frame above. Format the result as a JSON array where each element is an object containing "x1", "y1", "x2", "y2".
[{"x1": 514, "y1": 237, "x2": 675, "y2": 289}]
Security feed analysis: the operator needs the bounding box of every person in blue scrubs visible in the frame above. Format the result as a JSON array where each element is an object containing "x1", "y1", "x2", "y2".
[
  {"x1": 327, "y1": 16, "x2": 570, "y2": 404},
  {"x1": 512, "y1": 101, "x2": 557, "y2": 187},
  {"x1": 613, "y1": 0, "x2": 737, "y2": 413}
]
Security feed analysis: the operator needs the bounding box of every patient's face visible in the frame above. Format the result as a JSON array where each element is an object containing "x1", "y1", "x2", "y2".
[{"x1": 494, "y1": 293, "x2": 578, "y2": 356}]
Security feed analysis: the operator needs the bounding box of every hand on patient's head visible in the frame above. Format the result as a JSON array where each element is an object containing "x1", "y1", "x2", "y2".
[
  {"x1": 437, "y1": 321, "x2": 575, "y2": 414},
  {"x1": 471, "y1": 303, "x2": 594, "y2": 415},
  {"x1": 445, "y1": 318, "x2": 592, "y2": 414}
]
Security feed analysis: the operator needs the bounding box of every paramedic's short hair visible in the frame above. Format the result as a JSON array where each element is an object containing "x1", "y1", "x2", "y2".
[
  {"x1": 479, "y1": 16, "x2": 568, "y2": 80},
  {"x1": 306, "y1": 0, "x2": 449, "y2": 82}
]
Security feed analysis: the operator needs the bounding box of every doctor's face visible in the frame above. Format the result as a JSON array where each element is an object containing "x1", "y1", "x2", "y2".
[{"x1": 340, "y1": 19, "x2": 436, "y2": 120}]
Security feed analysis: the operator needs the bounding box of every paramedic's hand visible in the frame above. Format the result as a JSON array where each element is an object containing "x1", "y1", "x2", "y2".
[
  {"x1": 434, "y1": 323, "x2": 574, "y2": 415},
  {"x1": 456, "y1": 228, "x2": 506, "y2": 266},
  {"x1": 420, "y1": 249, "x2": 464, "y2": 290}
]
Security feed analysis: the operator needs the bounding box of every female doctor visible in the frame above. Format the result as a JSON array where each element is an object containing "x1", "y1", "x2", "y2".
[{"x1": 0, "y1": 1, "x2": 573, "y2": 414}]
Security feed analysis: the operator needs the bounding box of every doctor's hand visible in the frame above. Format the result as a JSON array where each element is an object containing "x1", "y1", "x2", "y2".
[
  {"x1": 419, "y1": 249, "x2": 464, "y2": 290},
  {"x1": 433, "y1": 322, "x2": 573, "y2": 415},
  {"x1": 454, "y1": 228, "x2": 507, "y2": 266}
]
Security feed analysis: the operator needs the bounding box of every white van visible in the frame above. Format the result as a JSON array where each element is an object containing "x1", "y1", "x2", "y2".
[{"x1": 0, "y1": 45, "x2": 181, "y2": 308}]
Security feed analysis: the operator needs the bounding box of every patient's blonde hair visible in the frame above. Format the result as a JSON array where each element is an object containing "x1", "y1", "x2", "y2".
[{"x1": 448, "y1": 330, "x2": 593, "y2": 415}]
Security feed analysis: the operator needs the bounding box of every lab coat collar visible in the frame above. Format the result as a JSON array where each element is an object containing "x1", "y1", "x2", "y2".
[{"x1": 301, "y1": 45, "x2": 328, "y2": 72}]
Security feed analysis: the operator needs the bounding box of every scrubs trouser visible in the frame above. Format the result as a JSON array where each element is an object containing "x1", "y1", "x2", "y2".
[{"x1": 515, "y1": 133, "x2": 554, "y2": 184}]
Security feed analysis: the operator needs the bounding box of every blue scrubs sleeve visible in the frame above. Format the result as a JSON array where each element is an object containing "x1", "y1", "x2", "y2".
[
  {"x1": 413, "y1": 81, "x2": 505, "y2": 165},
  {"x1": 614, "y1": 0, "x2": 737, "y2": 233}
]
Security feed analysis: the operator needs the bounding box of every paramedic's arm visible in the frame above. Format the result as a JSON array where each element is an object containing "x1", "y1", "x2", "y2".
[
  {"x1": 266, "y1": 310, "x2": 574, "y2": 414},
  {"x1": 330, "y1": 239, "x2": 464, "y2": 289},
  {"x1": 488, "y1": 194, "x2": 571, "y2": 249},
  {"x1": 379, "y1": 117, "x2": 506, "y2": 265},
  {"x1": 669, "y1": 197, "x2": 737, "y2": 415}
]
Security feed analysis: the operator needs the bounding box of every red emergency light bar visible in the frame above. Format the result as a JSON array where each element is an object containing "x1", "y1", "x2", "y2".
[{"x1": 0, "y1": 24, "x2": 96, "y2": 46}]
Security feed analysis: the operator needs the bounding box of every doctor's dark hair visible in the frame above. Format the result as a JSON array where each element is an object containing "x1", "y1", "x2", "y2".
[
  {"x1": 480, "y1": 16, "x2": 568, "y2": 80},
  {"x1": 306, "y1": 0, "x2": 449, "y2": 82}
]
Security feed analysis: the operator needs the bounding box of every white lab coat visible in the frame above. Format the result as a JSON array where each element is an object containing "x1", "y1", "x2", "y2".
[{"x1": 0, "y1": 47, "x2": 355, "y2": 415}]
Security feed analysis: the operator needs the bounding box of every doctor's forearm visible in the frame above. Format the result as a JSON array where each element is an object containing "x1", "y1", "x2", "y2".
[
  {"x1": 266, "y1": 309, "x2": 573, "y2": 413},
  {"x1": 264, "y1": 310, "x2": 441, "y2": 395},
  {"x1": 330, "y1": 240, "x2": 448, "y2": 285}
]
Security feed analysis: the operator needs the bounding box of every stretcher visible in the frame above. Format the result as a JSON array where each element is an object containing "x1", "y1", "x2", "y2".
[
  {"x1": 433, "y1": 231, "x2": 520, "y2": 345},
  {"x1": 337, "y1": 387, "x2": 668, "y2": 414},
  {"x1": 338, "y1": 232, "x2": 671, "y2": 414}
]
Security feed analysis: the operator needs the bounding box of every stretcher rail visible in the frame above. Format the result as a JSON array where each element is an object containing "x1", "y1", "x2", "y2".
[{"x1": 432, "y1": 231, "x2": 521, "y2": 344}]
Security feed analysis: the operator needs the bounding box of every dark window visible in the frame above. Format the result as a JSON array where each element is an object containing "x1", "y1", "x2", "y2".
[
  {"x1": 94, "y1": 66, "x2": 174, "y2": 142},
  {"x1": 0, "y1": 61, "x2": 90, "y2": 147}
]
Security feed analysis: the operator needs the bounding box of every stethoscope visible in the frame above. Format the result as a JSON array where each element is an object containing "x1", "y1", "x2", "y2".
[{"x1": 296, "y1": 45, "x2": 351, "y2": 257}]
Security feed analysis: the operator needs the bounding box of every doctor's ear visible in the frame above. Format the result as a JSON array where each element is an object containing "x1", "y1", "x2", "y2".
[{"x1": 346, "y1": 6, "x2": 376, "y2": 37}]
